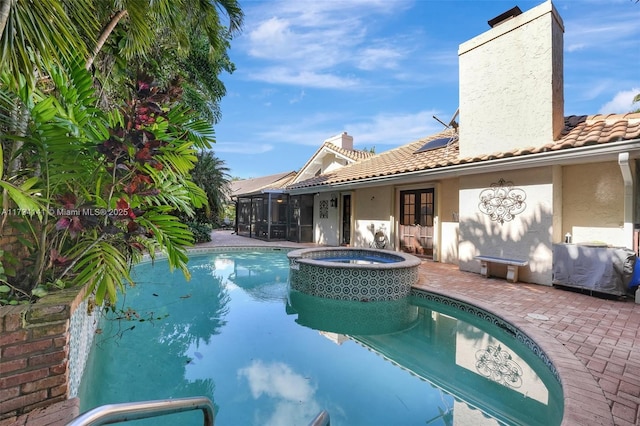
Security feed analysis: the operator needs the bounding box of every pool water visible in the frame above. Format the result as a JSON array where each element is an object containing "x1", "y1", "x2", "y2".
[
  {"x1": 78, "y1": 250, "x2": 563, "y2": 425},
  {"x1": 320, "y1": 256, "x2": 398, "y2": 264}
]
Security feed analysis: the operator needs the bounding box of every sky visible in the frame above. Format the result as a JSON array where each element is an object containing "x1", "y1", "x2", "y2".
[{"x1": 212, "y1": 0, "x2": 640, "y2": 180}]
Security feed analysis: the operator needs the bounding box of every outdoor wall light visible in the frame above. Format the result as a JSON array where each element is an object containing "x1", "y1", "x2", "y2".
[{"x1": 330, "y1": 196, "x2": 338, "y2": 208}]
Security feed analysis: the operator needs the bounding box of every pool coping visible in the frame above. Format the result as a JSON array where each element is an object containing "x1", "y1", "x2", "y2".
[
  {"x1": 410, "y1": 286, "x2": 614, "y2": 426},
  {"x1": 287, "y1": 246, "x2": 422, "y2": 269}
]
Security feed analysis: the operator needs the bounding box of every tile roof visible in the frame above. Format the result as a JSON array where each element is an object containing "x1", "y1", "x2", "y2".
[
  {"x1": 230, "y1": 171, "x2": 297, "y2": 197},
  {"x1": 293, "y1": 141, "x2": 375, "y2": 183},
  {"x1": 287, "y1": 113, "x2": 640, "y2": 190},
  {"x1": 327, "y1": 141, "x2": 376, "y2": 161}
]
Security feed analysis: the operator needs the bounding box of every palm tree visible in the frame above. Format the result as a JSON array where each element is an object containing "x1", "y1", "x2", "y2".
[
  {"x1": 84, "y1": 0, "x2": 243, "y2": 120},
  {"x1": 0, "y1": 1, "x2": 99, "y2": 225},
  {"x1": 86, "y1": 0, "x2": 243, "y2": 70},
  {"x1": 191, "y1": 150, "x2": 231, "y2": 224},
  {"x1": 0, "y1": 0, "x2": 98, "y2": 88}
]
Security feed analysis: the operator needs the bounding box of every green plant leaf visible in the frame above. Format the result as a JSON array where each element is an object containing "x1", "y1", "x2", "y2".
[{"x1": 32, "y1": 286, "x2": 48, "y2": 298}]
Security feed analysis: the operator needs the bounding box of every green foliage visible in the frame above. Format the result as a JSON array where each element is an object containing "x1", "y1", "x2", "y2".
[
  {"x1": 0, "y1": 1, "x2": 244, "y2": 308},
  {"x1": 0, "y1": 0, "x2": 99, "y2": 89},
  {"x1": 189, "y1": 150, "x2": 231, "y2": 224},
  {"x1": 0, "y1": 249, "x2": 31, "y2": 304},
  {"x1": 185, "y1": 221, "x2": 213, "y2": 243},
  {"x1": 0, "y1": 59, "x2": 216, "y2": 306}
]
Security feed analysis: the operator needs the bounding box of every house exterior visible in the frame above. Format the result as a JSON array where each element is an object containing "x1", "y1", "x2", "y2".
[
  {"x1": 232, "y1": 1, "x2": 640, "y2": 287},
  {"x1": 231, "y1": 133, "x2": 373, "y2": 242}
]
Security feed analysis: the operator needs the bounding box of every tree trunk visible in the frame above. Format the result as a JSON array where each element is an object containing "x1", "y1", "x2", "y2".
[
  {"x1": 0, "y1": 0, "x2": 14, "y2": 40},
  {"x1": 86, "y1": 9, "x2": 128, "y2": 70}
]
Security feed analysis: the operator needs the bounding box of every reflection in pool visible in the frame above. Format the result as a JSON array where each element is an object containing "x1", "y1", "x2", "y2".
[{"x1": 77, "y1": 250, "x2": 563, "y2": 425}]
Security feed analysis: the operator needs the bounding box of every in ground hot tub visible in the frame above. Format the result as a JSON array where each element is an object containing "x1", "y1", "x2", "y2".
[{"x1": 287, "y1": 247, "x2": 421, "y2": 301}]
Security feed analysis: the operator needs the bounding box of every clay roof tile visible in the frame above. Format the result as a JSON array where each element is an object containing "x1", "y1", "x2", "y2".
[{"x1": 286, "y1": 113, "x2": 640, "y2": 190}]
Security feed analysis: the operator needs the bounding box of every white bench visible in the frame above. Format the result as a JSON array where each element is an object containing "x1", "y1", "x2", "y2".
[{"x1": 474, "y1": 255, "x2": 529, "y2": 283}]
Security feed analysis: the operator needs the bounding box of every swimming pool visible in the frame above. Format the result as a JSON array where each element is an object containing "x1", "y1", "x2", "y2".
[{"x1": 77, "y1": 249, "x2": 563, "y2": 425}]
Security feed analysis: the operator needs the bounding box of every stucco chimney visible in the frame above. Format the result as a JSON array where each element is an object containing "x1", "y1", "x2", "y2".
[
  {"x1": 324, "y1": 132, "x2": 354, "y2": 151},
  {"x1": 458, "y1": 0, "x2": 564, "y2": 158}
]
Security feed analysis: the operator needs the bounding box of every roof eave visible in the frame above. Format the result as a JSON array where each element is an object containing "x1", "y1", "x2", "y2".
[{"x1": 287, "y1": 138, "x2": 640, "y2": 193}]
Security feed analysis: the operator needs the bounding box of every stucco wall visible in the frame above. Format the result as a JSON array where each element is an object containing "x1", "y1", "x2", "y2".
[
  {"x1": 438, "y1": 178, "x2": 460, "y2": 264},
  {"x1": 352, "y1": 186, "x2": 393, "y2": 249},
  {"x1": 458, "y1": 167, "x2": 554, "y2": 285},
  {"x1": 322, "y1": 154, "x2": 347, "y2": 174},
  {"x1": 563, "y1": 162, "x2": 626, "y2": 247},
  {"x1": 458, "y1": 1, "x2": 564, "y2": 158}
]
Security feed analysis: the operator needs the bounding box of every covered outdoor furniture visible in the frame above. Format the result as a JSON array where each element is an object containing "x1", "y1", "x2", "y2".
[{"x1": 552, "y1": 244, "x2": 636, "y2": 296}]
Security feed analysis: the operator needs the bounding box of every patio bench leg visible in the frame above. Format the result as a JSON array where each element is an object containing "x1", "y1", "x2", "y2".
[{"x1": 479, "y1": 260, "x2": 489, "y2": 278}]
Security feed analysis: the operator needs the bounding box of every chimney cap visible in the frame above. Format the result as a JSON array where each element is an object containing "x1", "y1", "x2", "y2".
[{"x1": 487, "y1": 6, "x2": 522, "y2": 28}]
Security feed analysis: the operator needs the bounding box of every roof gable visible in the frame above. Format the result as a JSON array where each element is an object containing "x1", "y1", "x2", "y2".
[{"x1": 292, "y1": 141, "x2": 375, "y2": 184}]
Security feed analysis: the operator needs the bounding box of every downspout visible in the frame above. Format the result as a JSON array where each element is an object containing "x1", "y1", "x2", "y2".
[{"x1": 618, "y1": 152, "x2": 634, "y2": 250}]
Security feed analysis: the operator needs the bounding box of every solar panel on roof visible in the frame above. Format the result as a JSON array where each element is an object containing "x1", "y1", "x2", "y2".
[{"x1": 414, "y1": 136, "x2": 456, "y2": 153}]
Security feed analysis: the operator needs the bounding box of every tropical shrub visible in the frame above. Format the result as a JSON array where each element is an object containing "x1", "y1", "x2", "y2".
[
  {"x1": 0, "y1": 57, "x2": 211, "y2": 305},
  {"x1": 185, "y1": 221, "x2": 213, "y2": 243}
]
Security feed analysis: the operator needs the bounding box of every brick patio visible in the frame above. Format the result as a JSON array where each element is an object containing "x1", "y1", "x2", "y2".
[{"x1": 415, "y1": 261, "x2": 640, "y2": 426}]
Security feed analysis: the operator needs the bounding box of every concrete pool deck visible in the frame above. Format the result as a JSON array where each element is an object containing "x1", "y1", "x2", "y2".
[{"x1": 12, "y1": 230, "x2": 640, "y2": 425}]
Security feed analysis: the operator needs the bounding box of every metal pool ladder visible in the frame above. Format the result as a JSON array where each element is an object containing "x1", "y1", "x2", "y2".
[
  {"x1": 67, "y1": 396, "x2": 330, "y2": 426},
  {"x1": 67, "y1": 397, "x2": 214, "y2": 426}
]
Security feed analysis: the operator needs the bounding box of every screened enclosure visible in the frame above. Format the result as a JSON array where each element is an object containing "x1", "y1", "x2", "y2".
[{"x1": 235, "y1": 192, "x2": 314, "y2": 243}]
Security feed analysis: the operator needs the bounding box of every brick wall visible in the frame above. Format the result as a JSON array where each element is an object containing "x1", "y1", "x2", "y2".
[{"x1": 0, "y1": 285, "x2": 88, "y2": 420}]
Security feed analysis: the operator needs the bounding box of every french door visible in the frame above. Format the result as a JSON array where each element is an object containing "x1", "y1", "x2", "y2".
[
  {"x1": 341, "y1": 194, "x2": 351, "y2": 245},
  {"x1": 399, "y1": 189, "x2": 434, "y2": 257}
]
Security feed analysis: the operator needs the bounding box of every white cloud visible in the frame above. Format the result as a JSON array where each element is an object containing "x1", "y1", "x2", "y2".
[
  {"x1": 238, "y1": 359, "x2": 323, "y2": 426},
  {"x1": 248, "y1": 68, "x2": 360, "y2": 89},
  {"x1": 290, "y1": 90, "x2": 306, "y2": 104},
  {"x1": 252, "y1": 109, "x2": 449, "y2": 150},
  {"x1": 346, "y1": 109, "x2": 447, "y2": 146},
  {"x1": 256, "y1": 112, "x2": 349, "y2": 146},
  {"x1": 356, "y1": 46, "x2": 404, "y2": 70},
  {"x1": 214, "y1": 142, "x2": 274, "y2": 154},
  {"x1": 581, "y1": 80, "x2": 611, "y2": 102},
  {"x1": 239, "y1": 0, "x2": 415, "y2": 89},
  {"x1": 238, "y1": 359, "x2": 316, "y2": 401},
  {"x1": 564, "y1": 10, "x2": 640, "y2": 53},
  {"x1": 598, "y1": 88, "x2": 640, "y2": 114},
  {"x1": 565, "y1": 43, "x2": 585, "y2": 53}
]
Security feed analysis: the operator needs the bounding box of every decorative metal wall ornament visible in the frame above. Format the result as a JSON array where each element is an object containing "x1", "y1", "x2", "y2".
[
  {"x1": 475, "y1": 344, "x2": 523, "y2": 388},
  {"x1": 478, "y1": 178, "x2": 527, "y2": 224},
  {"x1": 319, "y1": 200, "x2": 329, "y2": 219}
]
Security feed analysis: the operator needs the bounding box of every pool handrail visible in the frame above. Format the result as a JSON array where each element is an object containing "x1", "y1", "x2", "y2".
[
  {"x1": 309, "y1": 409, "x2": 331, "y2": 426},
  {"x1": 66, "y1": 396, "x2": 215, "y2": 426}
]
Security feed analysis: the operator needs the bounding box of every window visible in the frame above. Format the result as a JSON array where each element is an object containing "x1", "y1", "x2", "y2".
[{"x1": 400, "y1": 189, "x2": 434, "y2": 226}]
